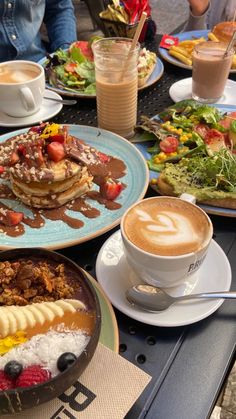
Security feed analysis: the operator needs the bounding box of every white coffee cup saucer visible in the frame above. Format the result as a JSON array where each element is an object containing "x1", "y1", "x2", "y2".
[
  {"x1": 169, "y1": 77, "x2": 236, "y2": 105},
  {"x1": 95, "y1": 230, "x2": 232, "y2": 327},
  {"x1": 0, "y1": 90, "x2": 62, "y2": 128}
]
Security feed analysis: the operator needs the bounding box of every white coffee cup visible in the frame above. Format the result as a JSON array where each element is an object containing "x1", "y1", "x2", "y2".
[
  {"x1": 0, "y1": 60, "x2": 45, "y2": 117},
  {"x1": 120, "y1": 194, "x2": 213, "y2": 289}
]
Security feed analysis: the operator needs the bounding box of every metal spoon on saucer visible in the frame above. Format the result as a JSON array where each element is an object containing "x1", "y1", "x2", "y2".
[
  {"x1": 43, "y1": 96, "x2": 77, "y2": 105},
  {"x1": 126, "y1": 285, "x2": 236, "y2": 312}
]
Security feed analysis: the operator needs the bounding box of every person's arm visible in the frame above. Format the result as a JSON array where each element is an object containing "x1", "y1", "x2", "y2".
[
  {"x1": 43, "y1": 0, "x2": 77, "y2": 52},
  {"x1": 184, "y1": 0, "x2": 210, "y2": 31},
  {"x1": 187, "y1": 0, "x2": 210, "y2": 16}
]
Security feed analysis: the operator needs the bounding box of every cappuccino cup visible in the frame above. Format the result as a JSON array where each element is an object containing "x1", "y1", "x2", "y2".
[
  {"x1": 121, "y1": 195, "x2": 213, "y2": 289},
  {"x1": 0, "y1": 60, "x2": 45, "y2": 117}
]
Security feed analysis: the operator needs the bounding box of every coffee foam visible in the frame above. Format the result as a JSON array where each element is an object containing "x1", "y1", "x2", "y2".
[
  {"x1": 0, "y1": 67, "x2": 39, "y2": 83},
  {"x1": 124, "y1": 198, "x2": 211, "y2": 256}
]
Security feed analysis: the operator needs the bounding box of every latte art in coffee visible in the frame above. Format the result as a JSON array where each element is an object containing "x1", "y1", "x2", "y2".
[
  {"x1": 137, "y1": 208, "x2": 199, "y2": 246},
  {"x1": 0, "y1": 68, "x2": 39, "y2": 83},
  {"x1": 124, "y1": 198, "x2": 211, "y2": 256}
]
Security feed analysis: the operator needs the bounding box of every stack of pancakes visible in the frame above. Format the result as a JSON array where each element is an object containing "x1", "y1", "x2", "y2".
[
  {"x1": 2, "y1": 130, "x2": 94, "y2": 209},
  {"x1": 10, "y1": 161, "x2": 93, "y2": 209}
]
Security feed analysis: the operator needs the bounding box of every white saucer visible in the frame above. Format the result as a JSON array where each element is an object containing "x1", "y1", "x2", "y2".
[
  {"x1": 169, "y1": 77, "x2": 236, "y2": 105},
  {"x1": 95, "y1": 230, "x2": 232, "y2": 327},
  {"x1": 0, "y1": 90, "x2": 62, "y2": 127}
]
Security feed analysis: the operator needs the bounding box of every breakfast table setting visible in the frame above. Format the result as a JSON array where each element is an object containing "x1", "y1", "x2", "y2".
[{"x1": 0, "y1": 6, "x2": 236, "y2": 416}]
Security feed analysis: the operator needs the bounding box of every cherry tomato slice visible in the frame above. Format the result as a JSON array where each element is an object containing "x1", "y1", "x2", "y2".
[
  {"x1": 70, "y1": 41, "x2": 93, "y2": 61},
  {"x1": 204, "y1": 129, "x2": 225, "y2": 144},
  {"x1": 64, "y1": 63, "x2": 77, "y2": 73},
  {"x1": 194, "y1": 123, "x2": 209, "y2": 139},
  {"x1": 159, "y1": 136, "x2": 179, "y2": 153},
  {"x1": 219, "y1": 111, "x2": 236, "y2": 129}
]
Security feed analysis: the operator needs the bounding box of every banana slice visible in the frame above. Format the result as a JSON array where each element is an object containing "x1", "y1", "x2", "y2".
[
  {"x1": 8, "y1": 307, "x2": 27, "y2": 331},
  {"x1": 7, "y1": 309, "x2": 18, "y2": 335},
  {"x1": 0, "y1": 308, "x2": 10, "y2": 338},
  {"x1": 34, "y1": 304, "x2": 55, "y2": 322},
  {"x1": 27, "y1": 305, "x2": 45, "y2": 325},
  {"x1": 55, "y1": 300, "x2": 76, "y2": 313},
  {"x1": 43, "y1": 302, "x2": 64, "y2": 318},
  {"x1": 21, "y1": 307, "x2": 36, "y2": 329},
  {"x1": 65, "y1": 299, "x2": 86, "y2": 310}
]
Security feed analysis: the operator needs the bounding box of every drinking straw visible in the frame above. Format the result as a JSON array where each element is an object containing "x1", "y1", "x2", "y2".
[
  {"x1": 223, "y1": 29, "x2": 236, "y2": 57},
  {"x1": 120, "y1": 11, "x2": 147, "y2": 80},
  {"x1": 233, "y1": 8, "x2": 236, "y2": 22}
]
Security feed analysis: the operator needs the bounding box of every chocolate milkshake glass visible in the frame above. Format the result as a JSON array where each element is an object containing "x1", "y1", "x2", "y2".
[
  {"x1": 92, "y1": 38, "x2": 140, "y2": 139},
  {"x1": 192, "y1": 41, "x2": 234, "y2": 103}
]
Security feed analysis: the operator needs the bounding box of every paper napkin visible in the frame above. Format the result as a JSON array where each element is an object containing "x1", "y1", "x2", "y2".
[{"x1": 6, "y1": 343, "x2": 151, "y2": 419}]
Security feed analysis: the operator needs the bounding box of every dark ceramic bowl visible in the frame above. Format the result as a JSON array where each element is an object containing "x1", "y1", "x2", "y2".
[{"x1": 0, "y1": 248, "x2": 101, "y2": 415}]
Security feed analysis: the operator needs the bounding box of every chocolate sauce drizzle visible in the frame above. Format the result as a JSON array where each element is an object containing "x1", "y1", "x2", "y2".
[{"x1": 0, "y1": 155, "x2": 127, "y2": 237}]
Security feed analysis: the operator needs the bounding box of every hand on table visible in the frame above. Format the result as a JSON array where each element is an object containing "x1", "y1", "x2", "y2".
[{"x1": 187, "y1": 0, "x2": 210, "y2": 16}]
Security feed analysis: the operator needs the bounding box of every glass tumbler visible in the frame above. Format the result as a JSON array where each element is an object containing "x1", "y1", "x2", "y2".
[
  {"x1": 92, "y1": 38, "x2": 140, "y2": 139},
  {"x1": 192, "y1": 41, "x2": 234, "y2": 103}
]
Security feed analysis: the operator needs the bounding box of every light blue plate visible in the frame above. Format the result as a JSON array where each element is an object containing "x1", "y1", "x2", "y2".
[
  {"x1": 158, "y1": 30, "x2": 209, "y2": 70},
  {"x1": 159, "y1": 30, "x2": 236, "y2": 74},
  {"x1": 135, "y1": 104, "x2": 236, "y2": 218},
  {"x1": 0, "y1": 125, "x2": 149, "y2": 249},
  {"x1": 38, "y1": 53, "x2": 163, "y2": 98},
  {"x1": 139, "y1": 57, "x2": 164, "y2": 91}
]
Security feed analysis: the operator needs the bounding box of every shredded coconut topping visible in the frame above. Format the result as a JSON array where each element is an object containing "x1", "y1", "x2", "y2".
[{"x1": 0, "y1": 329, "x2": 90, "y2": 377}]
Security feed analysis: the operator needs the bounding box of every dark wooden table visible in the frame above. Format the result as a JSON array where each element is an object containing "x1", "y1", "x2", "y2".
[{"x1": 0, "y1": 36, "x2": 236, "y2": 419}]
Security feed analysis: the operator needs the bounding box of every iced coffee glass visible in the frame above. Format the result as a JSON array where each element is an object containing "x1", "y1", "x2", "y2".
[
  {"x1": 192, "y1": 41, "x2": 234, "y2": 103},
  {"x1": 92, "y1": 38, "x2": 140, "y2": 139}
]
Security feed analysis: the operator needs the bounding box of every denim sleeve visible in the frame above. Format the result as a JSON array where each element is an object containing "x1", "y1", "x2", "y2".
[{"x1": 44, "y1": 0, "x2": 77, "y2": 52}]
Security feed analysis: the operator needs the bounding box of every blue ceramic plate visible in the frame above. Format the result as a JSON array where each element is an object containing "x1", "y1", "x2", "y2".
[
  {"x1": 159, "y1": 30, "x2": 236, "y2": 74},
  {"x1": 38, "y1": 53, "x2": 163, "y2": 98},
  {"x1": 0, "y1": 125, "x2": 149, "y2": 249},
  {"x1": 138, "y1": 57, "x2": 164, "y2": 91},
  {"x1": 135, "y1": 104, "x2": 236, "y2": 218}
]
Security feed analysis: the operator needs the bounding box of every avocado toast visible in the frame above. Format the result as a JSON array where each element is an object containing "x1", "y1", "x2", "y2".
[{"x1": 135, "y1": 99, "x2": 236, "y2": 209}]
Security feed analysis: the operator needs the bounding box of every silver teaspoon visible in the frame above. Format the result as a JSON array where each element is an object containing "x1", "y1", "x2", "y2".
[
  {"x1": 126, "y1": 285, "x2": 236, "y2": 312},
  {"x1": 43, "y1": 96, "x2": 77, "y2": 105}
]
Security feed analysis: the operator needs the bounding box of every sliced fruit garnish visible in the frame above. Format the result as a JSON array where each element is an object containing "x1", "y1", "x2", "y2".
[
  {"x1": 48, "y1": 134, "x2": 65, "y2": 143},
  {"x1": 0, "y1": 210, "x2": 24, "y2": 227},
  {"x1": 47, "y1": 142, "x2": 65, "y2": 162},
  {"x1": 17, "y1": 144, "x2": 27, "y2": 155},
  {"x1": 10, "y1": 151, "x2": 19, "y2": 165},
  {"x1": 100, "y1": 178, "x2": 123, "y2": 200},
  {"x1": 97, "y1": 151, "x2": 110, "y2": 163},
  {"x1": 0, "y1": 371, "x2": 14, "y2": 390},
  {"x1": 15, "y1": 365, "x2": 51, "y2": 388}
]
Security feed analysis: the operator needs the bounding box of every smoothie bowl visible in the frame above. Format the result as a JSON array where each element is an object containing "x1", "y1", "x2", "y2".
[{"x1": 0, "y1": 248, "x2": 101, "y2": 415}]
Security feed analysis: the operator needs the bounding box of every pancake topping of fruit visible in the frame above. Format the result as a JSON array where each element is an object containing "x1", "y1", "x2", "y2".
[{"x1": 0, "y1": 122, "x2": 126, "y2": 236}]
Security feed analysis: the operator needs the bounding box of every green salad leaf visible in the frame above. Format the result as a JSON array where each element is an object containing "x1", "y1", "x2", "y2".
[
  {"x1": 69, "y1": 45, "x2": 86, "y2": 63},
  {"x1": 44, "y1": 43, "x2": 96, "y2": 95},
  {"x1": 194, "y1": 105, "x2": 222, "y2": 124},
  {"x1": 75, "y1": 61, "x2": 95, "y2": 84}
]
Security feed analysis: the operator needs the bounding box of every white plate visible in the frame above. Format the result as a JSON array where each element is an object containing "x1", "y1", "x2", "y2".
[
  {"x1": 0, "y1": 90, "x2": 62, "y2": 128},
  {"x1": 95, "y1": 230, "x2": 232, "y2": 327},
  {"x1": 169, "y1": 78, "x2": 236, "y2": 105}
]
